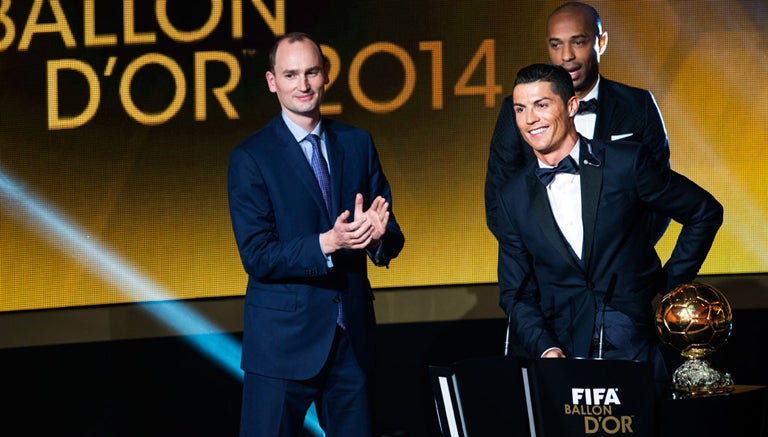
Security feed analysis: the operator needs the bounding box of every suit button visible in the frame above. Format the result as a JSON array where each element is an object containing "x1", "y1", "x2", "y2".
[{"x1": 332, "y1": 296, "x2": 340, "y2": 303}]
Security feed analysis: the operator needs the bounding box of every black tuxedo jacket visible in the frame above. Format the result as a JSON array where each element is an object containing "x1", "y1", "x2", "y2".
[
  {"x1": 485, "y1": 76, "x2": 670, "y2": 239},
  {"x1": 228, "y1": 115, "x2": 404, "y2": 380},
  {"x1": 496, "y1": 137, "x2": 722, "y2": 359}
]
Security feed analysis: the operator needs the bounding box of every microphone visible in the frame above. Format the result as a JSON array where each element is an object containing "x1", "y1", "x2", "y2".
[
  {"x1": 582, "y1": 158, "x2": 601, "y2": 167},
  {"x1": 504, "y1": 273, "x2": 530, "y2": 357},
  {"x1": 582, "y1": 142, "x2": 602, "y2": 167},
  {"x1": 597, "y1": 273, "x2": 617, "y2": 359}
]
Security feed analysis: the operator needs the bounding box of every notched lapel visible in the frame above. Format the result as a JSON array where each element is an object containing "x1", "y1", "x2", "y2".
[
  {"x1": 325, "y1": 128, "x2": 344, "y2": 219},
  {"x1": 276, "y1": 122, "x2": 329, "y2": 220}
]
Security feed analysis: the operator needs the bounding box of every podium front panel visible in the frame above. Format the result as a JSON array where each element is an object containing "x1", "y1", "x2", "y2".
[{"x1": 528, "y1": 358, "x2": 657, "y2": 437}]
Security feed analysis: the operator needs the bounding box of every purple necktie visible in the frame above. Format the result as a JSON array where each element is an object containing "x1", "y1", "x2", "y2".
[
  {"x1": 306, "y1": 134, "x2": 345, "y2": 329},
  {"x1": 307, "y1": 134, "x2": 331, "y2": 215}
]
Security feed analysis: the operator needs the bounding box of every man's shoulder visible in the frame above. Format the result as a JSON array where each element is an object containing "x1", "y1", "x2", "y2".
[
  {"x1": 232, "y1": 116, "x2": 285, "y2": 154},
  {"x1": 600, "y1": 77, "x2": 652, "y2": 101},
  {"x1": 323, "y1": 118, "x2": 370, "y2": 137},
  {"x1": 322, "y1": 119, "x2": 375, "y2": 152}
]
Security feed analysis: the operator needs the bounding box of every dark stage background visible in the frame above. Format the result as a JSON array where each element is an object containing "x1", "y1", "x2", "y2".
[{"x1": 2, "y1": 308, "x2": 767, "y2": 436}]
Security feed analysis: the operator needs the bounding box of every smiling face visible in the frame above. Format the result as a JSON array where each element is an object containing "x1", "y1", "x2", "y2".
[
  {"x1": 266, "y1": 38, "x2": 329, "y2": 130},
  {"x1": 513, "y1": 80, "x2": 579, "y2": 164},
  {"x1": 546, "y1": 7, "x2": 606, "y2": 98}
]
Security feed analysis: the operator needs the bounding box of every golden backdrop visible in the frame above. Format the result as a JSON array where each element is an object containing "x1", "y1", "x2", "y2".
[{"x1": 0, "y1": 1, "x2": 765, "y2": 311}]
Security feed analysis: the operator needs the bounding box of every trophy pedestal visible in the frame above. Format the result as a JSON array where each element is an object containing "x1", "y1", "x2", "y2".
[{"x1": 672, "y1": 358, "x2": 734, "y2": 398}]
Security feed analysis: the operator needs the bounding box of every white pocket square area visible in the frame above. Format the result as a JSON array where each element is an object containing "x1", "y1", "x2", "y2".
[{"x1": 611, "y1": 133, "x2": 633, "y2": 141}]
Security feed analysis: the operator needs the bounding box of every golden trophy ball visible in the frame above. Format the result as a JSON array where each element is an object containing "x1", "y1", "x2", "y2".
[{"x1": 655, "y1": 281, "x2": 734, "y2": 397}]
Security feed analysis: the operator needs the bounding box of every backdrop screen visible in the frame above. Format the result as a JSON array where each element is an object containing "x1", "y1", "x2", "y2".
[{"x1": 1, "y1": 1, "x2": 765, "y2": 312}]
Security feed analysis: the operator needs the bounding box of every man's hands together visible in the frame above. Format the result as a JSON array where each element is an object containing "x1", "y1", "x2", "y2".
[{"x1": 320, "y1": 193, "x2": 389, "y2": 255}]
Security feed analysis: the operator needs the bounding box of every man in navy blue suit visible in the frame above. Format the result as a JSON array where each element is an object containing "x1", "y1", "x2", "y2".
[
  {"x1": 496, "y1": 63, "x2": 721, "y2": 388},
  {"x1": 486, "y1": 2, "x2": 670, "y2": 240},
  {"x1": 228, "y1": 32, "x2": 404, "y2": 436}
]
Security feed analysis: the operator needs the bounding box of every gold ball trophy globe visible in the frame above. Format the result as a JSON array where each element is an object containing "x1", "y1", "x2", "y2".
[{"x1": 655, "y1": 282, "x2": 734, "y2": 397}]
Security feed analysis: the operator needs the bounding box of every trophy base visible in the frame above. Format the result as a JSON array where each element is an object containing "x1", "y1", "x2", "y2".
[{"x1": 672, "y1": 358, "x2": 734, "y2": 398}]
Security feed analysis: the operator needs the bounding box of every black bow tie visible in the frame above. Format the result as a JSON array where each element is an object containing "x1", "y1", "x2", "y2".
[
  {"x1": 577, "y1": 98, "x2": 598, "y2": 115},
  {"x1": 535, "y1": 156, "x2": 579, "y2": 186}
]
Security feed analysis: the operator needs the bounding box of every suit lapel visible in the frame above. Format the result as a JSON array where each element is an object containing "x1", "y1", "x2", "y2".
[
  {"x1": 580, "y1": 139, "x2": 604, "y2": 270},
  {"x1": 324, "y1": 122, "x2": 344, "y2": 220},
  {"x1": 594, "y1": 77, "x2": 616, "y2": 140},
  {"x1": 527, "y1": 172, "x2": 583, "y2": 272},
  {"x1": 273, "y1": 118, "x2": 330, "y2": 220}
]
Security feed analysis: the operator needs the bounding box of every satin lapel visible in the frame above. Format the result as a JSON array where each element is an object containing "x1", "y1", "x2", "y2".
[
  {"x1": 580, "y1": 143, "x2": 604, "y2": 270},
  {"x1": 527, "y1": 173, "x2": 582, "y2": 272},
  {"x1": 324, "y1": 125, "x2": 344, "y2": 220},
  {"x1": 594, "y1": 78, "x2": 616, "y2": 140},
  {"x1": 275, "y1": 120, "x2": 329, "y2": 218}
]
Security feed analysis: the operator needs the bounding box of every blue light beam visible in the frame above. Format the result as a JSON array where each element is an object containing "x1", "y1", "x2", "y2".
[
  {"x1": 0, "y1": 165, "x2": 243, "y2": 379},
  {"x1": 0, "y1": 165, "x2": 324, "y2": 435}
]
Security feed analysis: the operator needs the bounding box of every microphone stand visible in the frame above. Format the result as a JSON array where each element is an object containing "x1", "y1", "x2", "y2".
[
  {"x1": 504, "y1": 274, "x2": 530, "y2": 357},
  {"x1": 597, "y1": 273, "x2": 618, "y2": 359}
]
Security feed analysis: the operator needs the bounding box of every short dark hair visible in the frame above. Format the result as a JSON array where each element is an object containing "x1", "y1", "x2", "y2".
[
  {"x1": 514, "y1": 63, "x2": 575, "y2": 104},
  {"x1": 549, "y1": 2, "x2": 602, "y2": 37},
  {"x1": 267, "y1": 32, "x2": 326, "y2": 72}
]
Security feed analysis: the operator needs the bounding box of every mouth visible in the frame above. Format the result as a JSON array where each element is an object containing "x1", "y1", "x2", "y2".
[
  {"x1": 295, "y1": 93, "x2": 314, "y2": 102},
  {"x1": 562, "y1": 63, "x2": 581, "y2": 80},
  {"x1": 529, "y1": 126, "x2": 548, "y2": 136}
]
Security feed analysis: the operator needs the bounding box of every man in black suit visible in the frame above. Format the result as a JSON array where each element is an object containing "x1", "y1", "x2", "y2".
[
  {"x1": 485, "y1": 1, "x2": 670, "y2": 239},
  {"x1": 228, "y1": 32, "x2": 405, "y2": 436},
  {"x1": 495, "y1": 63, "x2": 722, "y2": 387}
]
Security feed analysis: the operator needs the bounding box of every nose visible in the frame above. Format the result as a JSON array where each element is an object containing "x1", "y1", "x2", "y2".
[
  {"x1": 299, "y1": 74, "x2": 311, "y2": 91},
  {"x1": 525, "y1": 108, "x2": 538, "y2": 125},
  {"x1": 561, "y1": 43, "x2": 575, "y2": 62}
]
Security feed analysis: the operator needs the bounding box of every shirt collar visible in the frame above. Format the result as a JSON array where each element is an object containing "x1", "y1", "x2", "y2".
[
  {"x1": 581, "y1": 76, "x2": 600, "y2": 102},
  {"x1": 537, "y1": 139, "x2": 581, "y2": 169},
  {"x1": 281, "y1": 112, "x2": 322, "y2": 142}
]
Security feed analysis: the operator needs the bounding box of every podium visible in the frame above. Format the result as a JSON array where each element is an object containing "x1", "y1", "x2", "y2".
[
  {"x1": 429, "y1": 356, "x2": 532, "y2": 436},
  {"x1": 430, "y1": 357, "x2": 657, "y2": 437},
  {"x1": 527, "y1": 358, "x2": 657, "y2": 437},
  {"x1": 431, "y1": 356, "x2": 768, "y2": 436}
]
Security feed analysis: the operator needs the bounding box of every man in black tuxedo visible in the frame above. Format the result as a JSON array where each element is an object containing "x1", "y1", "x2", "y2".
[
  {"x1": 495, "y1": 63, "x2": 722, "y2": 387},
  {"x1": 485, "y1": 1, "x2": 670, "y2": 239}
]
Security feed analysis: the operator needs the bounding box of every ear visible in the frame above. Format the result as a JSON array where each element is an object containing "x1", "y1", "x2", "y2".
[
  {"x1": 265, "y1": 71, "x2": 277, "y2": 93},
  {"x1": 597, "y1": 31, "x2": 608, "y2": 57},
  {"x1": 567, "y1": 95, "x2": 579, "y2": 117}
]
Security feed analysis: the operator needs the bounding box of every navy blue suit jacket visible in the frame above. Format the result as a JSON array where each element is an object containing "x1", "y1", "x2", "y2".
[
  {"x1": 496, "y1": 137, "x2": 722, "y2": 359},
  {"x1": 228, "y1": 115, "x2": 404, "y2": 380},
  {"x1": 486, "y1": 77, "x2": 670, "y2": 239}
]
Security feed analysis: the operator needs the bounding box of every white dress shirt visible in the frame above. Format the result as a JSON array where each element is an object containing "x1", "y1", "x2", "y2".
[
  {"x1": 574, "y1": 77, "x2": 600, "y2": 140},
  {"x1": 539, "y1": 141, "x2": 583, "y2": 259}
]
